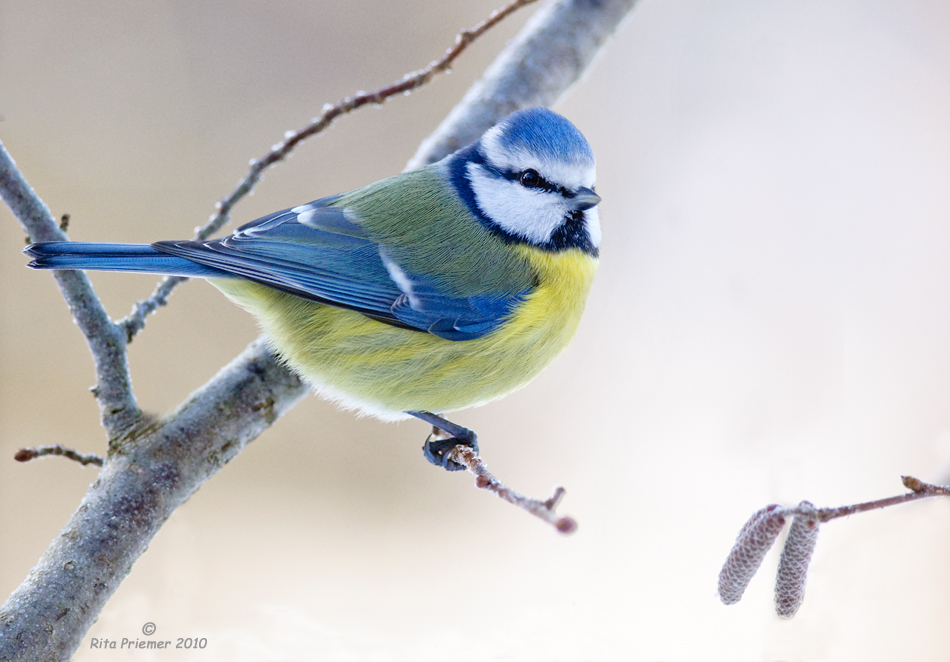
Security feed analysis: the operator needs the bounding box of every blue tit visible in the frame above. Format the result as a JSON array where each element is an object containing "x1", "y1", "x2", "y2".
[{"x1": 25, "y1": 107, "x2": 602, "y2": 470}]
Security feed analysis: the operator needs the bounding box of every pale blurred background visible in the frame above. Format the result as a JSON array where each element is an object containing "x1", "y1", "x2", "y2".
[{"x1": 2, "y1": 0, "x2": 950, "y2": 660}]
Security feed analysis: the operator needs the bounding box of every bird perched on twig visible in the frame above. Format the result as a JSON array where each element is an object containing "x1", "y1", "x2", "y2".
[{"x1": 26, "y1": 108, "x2": 602, "y2": 471}]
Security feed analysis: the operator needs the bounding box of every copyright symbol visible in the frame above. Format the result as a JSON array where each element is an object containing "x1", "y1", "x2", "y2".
[{"x1": 142, "y1": 622, "x2": 156, "y2": 636}]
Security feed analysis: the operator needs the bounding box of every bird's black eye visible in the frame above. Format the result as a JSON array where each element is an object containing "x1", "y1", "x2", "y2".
[{"x1": 520, "y1": 169, "x2": 541, "y2": 188}]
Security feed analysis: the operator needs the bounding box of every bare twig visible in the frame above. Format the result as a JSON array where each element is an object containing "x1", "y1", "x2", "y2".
[
  {"x1": 14, "y1": 445, "x2": 104, "y2": 467},
  {"x1": 116, "y1": 274, "x2": 185, "y2": 343},
  {"x1": 0, "y1": 142, "x2": 142, "y2": 438},
  {"x1": 118, "y1": 0, "x2": 540, "y2": 342},
  {"x1": 811, "y1": 475, "x2": 950, "y2": 522},
  {"x1": 718, "y1": 476, "x2": 950, "y2": 618},
  {"x1": 448, "y1": 445, "x2": 577, "y2": 533}
]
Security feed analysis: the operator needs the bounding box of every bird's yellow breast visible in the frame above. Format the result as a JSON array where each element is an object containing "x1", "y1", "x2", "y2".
[{"x1": 212, "y1": 246, "x2": 597, "y2": 420}]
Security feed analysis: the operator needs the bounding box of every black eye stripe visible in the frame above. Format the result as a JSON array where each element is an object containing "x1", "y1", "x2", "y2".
[
  {"x1": 520, "y1": 170, "x2": 556, "y2": 194},
  {"x1": 469, "y1": 146, "x2": 578, "y2": 198},
  {"x1": 503, "y1": 167, "x2": 572, "y2": 198}
]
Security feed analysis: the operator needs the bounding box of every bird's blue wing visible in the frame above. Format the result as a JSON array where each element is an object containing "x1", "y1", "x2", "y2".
[{"x1": 153, "y1": 198, "x2": 528, "y2": 340}]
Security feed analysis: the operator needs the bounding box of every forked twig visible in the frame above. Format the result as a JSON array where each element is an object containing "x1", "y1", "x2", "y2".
[
  {"x1": 448, "y1": 445, "x2": 577, "y2": 534},
  {"x1": 118, "y1": 0, "x2": 539, "y2": 341}
]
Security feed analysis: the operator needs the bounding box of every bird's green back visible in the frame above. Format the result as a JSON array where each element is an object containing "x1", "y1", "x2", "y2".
[{"x1": 334, "y1": 165, "x2": 536, "y2": 298}]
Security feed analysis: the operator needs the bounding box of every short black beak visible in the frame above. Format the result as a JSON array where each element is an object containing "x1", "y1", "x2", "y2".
[{"x1": 571, "y1": 187, "x2": 601, "y2": 211}]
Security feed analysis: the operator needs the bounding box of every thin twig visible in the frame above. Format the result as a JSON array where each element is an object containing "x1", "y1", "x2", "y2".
[
  {"x1": 727, "y1": 476, "x2": 950, "y2": 527},
  {"x1": 448, "y1": 445, "x2": 577, "y2": 534},
  {"x1": 800, "y1": 475, "x2": 950, "y2": 523},
  {"x1": 118, "y1": 0, "x2": 539, "y2": 341},
  {"x1": 14, "y1": 445, "x2": 104, "y2": 467},
  {"x1": 118, "y1": 275, "x2": 186, "y2": 343}
]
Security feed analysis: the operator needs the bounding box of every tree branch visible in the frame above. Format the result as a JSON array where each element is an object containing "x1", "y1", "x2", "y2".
[
  {"x1": 0, "y1": 1, "x2": 638, "y2": 659},
  {"x1": 0, "y1": 340, "x2": 306, "y2": 660},
  {"x1": 0, "y1": 143, "x2": 142, "y2": 439}
]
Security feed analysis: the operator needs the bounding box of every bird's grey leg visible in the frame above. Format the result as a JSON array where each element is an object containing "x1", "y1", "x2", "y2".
[{"x1": 406, "y1": 410, "x2": 479, "y2": 472}]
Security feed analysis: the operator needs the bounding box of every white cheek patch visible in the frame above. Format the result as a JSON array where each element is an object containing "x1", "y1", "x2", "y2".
[
  {"x1": 467, "y1": 163, "x2": 569, "y2": 244},
  {"x1": 584, "y1": 206, "x2": 602, "y2": 249},
  {"x1": 480, "y1": 125, "x2": 597, "y2": 191}
]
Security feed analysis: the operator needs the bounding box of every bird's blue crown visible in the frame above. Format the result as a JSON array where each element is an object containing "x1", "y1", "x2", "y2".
[{"x1": 494, "y1": 108, "x2": 595, "y2": 168}]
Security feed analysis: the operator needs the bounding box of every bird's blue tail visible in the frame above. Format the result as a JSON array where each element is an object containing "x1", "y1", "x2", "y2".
[{"x1": 24, "y1": 242, "x2": 232, "y2": 278}]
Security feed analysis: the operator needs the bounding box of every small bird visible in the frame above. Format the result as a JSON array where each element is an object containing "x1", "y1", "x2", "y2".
[{"x1": 25, "y1": 108, "x2": 601, "y2": 470}]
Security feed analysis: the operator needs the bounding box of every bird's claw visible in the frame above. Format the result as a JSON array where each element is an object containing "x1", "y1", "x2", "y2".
[{"x1": 423, "y1": 434, "x2": 479, "y2": 472}]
